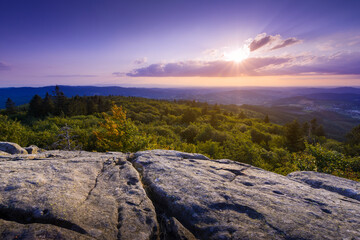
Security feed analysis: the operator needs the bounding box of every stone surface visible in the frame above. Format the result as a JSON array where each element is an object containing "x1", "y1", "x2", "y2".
[
  {"x1": 288, "y1": 171, "x2": 360, "y2": 201},
  {"x1": 0, "y1": 150, "x2": 10, "y2": 156},
  {"x1": 132, "y1": 150, "x2": 360, "y2": 240},
  {"x1": 0, "y1": 148, "x2": 359, "y2": 240},
  {"x1": 0, "y1": 150, "x2": 158, "y2": 240},
  {"x1": 25, "y1": 145, "x2": 39, "y2": 154},
  {"x1": 0, "y1": 142, "x2": 27, "y2": 154}
]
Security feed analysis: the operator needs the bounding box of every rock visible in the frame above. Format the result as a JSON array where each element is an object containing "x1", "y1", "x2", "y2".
[
  {"x1": 288, "y1": 171, "x2": 360, "y2": 201},
  {"x1": 0, "y1": 150, "x2": 10, "y2": 156},
  {"x1": 0, "y1": 142, "x2": 27, "y2": 154},
  {"x1": 24, "y1": 145, "x2": 39, "y2": 154},
  {"x1": 0, "y1": 150, "x2": 158, "y2": 240},
  {"x1": 132, "y1": 150, "x2": 360, "y2": 240},
  {"x1": 162, "y1": 215, "x2": 197, "y2": 240},
  {"x1": 0, "y1": 149, "x2": 359, "y2": 240}
]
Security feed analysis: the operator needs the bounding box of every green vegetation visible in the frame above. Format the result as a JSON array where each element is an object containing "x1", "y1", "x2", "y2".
[{"x1": 1, "y1": 87, "x2": 359, "y2": 181}]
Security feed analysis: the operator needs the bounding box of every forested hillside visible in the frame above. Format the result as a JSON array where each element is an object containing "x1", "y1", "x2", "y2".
[{"x1": 1, "y1": 87, "x2": 359, "y2": 181}]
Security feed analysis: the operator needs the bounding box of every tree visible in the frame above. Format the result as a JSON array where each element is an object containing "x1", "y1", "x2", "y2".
[
  {"x1": 209, "y1": 113, "x2": 219, "y2": 128},
  {"x1": 180, "y1": 125, "x2": 199, "y2": 143},
  {"x1": 284, "y1": 120, "x2": 305, "y2": 152},
  {"x1": 250, "y1": 129, "x2": 271, "y2": 147},
  {"x1": 5, "y1": 98, "x2": 16, "y2": 114},
  {"x1": 28, "y1": 95, "x2": 43, "y2": 117},
  {"x1": 53, "y1": 124, "x2": 79, "y2": 150},
  {"x1": 181, "y1": 109, "x2": 197, "y2": 124},
  {"x1": 43, "y1": 93, "x2": 55, "y2": 116},
  {"x1": 53, "y1": 85, "x2": 67, "y2": 116},
  {"x1": 347, "y1": 124, "x2": 360, "y2": 146},
  {"x1": 94, "y1": 104, "x2": 149, "y2": 152}
]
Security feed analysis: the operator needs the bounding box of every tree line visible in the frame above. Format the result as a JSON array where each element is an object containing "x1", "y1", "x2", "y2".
[{"x1": 1, "y1": 86, "x2": 359, "y2": 181}]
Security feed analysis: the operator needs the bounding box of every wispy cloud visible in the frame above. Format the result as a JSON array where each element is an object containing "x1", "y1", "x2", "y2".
[
  {"x1": 271, "y1": 38, "x2": 301, "y2": 50},
  {"x1": 249, "y1": 33, "x2": 301, "y2": 52},
  {"x1": 112, "y1": 72, "x2": 126, "y2": 77},
  {"x1": 0, "y1": 62, "x2": 10, "y2": 71},
  {"x1": 127, "y1": 57, "x2": 290, "y2": 77},
  {"x1": 134, "y1": 57, "x2": 147, "y2": 65},
  {"x1": 46, "y1": 74, "x2": 98, "y2": 78},
  {"x1": 294, "y1": 52, "x2": 360, "y2": 75}
]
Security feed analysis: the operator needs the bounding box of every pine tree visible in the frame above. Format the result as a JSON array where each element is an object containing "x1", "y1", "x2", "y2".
[
  {"x1": 28, "y1": 95, "x2": 43, "y2": 117},
  {"x1": 5, "y1": 98, "x2": 16, "y2": 114},
  {"x1": 43, "y1": 92, "x2": 55, "y2": 116},
  {"x1": 53, "y1": 85, "x2": 67, "y2": 116},
  {"x1": 285, "y1": 119, "x2": 305, "y2": 152}
]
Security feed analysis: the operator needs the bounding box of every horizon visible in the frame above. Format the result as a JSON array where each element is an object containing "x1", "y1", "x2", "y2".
[
  {"x1": 1, "y1": 84, "x2": 360, "y2": 90},
  {"x1": 1, "y1": 0, "x2": 360, "y2": 87}
]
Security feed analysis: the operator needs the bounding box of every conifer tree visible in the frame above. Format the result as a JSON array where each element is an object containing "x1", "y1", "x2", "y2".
[
  {"x1": 285, "y1": 119, "x2": 305, "y2": 152},
  {"x1": 53, "y1": 85, "x2": 67, "y2": 116},
  {"x1": 43, "y1": 92, "x2": 55, "y2": 116},
  {"x1": 5, "y1": 98, "x2": 16, "y2": 114},
  {"x1": 28, "y1": 95, "x2": 43, "y2": 117}
]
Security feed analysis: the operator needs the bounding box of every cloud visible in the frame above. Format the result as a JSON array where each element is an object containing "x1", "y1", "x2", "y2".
[
  {"x1": 112, "y1": 72, "x2": 127, "y2": 77},
  {"x1": 46, "y1": 74, "x2": 98, "y2": 78},
  {"x1": 257, "y1": 52, "x2": 360, "y2": 76},
  {"x1": 126, "y1": 51, "x2": 360, "y2": 77},
  {"x1": 271, "y1": 38, "x2": 301, "y2": 50},
  {"x1": 249, "y1": 33, "x2": 301, "y2": 52},
  {"x1": 127, "y1": 57, "x2": 291, "y2": 77},
  {"x1": 134, "y1": 57, "x2": 147, "y2": 65},
  {"x1": 0, "y1": 62, "x2": 10, "y2": 71},
  {"x1": 249, "y1": 33, "x2": 275, "y2": 51}
]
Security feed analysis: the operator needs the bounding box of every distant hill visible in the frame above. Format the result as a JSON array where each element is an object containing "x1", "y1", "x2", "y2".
[{"x1": 2, "y1": 85, "x2": 360, "y2": 108}]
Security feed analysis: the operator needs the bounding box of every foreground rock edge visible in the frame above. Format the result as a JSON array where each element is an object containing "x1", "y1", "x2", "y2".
[{"x1": 0, "y1": 148, "x2": 359, "y2": 240}]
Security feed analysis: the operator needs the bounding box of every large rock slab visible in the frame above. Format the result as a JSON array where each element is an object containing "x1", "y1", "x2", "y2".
[
  {"x1": 0, "y1": 142, "x2": 27, "y2": 154},
  {"x1": 1, "y1": 148, "x2": 359, "y2": 240},
  {"x1": 132, "y1": 150, "x2": 360, "y2": 240},
  {"x1": 0, "y1": 150, "x2": 158, "y2": 240}
]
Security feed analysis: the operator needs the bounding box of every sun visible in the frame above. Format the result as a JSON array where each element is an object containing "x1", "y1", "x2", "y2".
[{"x1": 224, "y1": 45, "x2": 250, "y2": 63}]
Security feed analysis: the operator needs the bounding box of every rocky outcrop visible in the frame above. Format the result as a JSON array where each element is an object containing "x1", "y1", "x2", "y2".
[
  {"x1": 0, "y1": 151, "x2": 158, "y2": 240},
  {"x1": 0, "y1": 148, "x2": 359, "y2": 239},
  {"x1": 0, "y1": 142, "x2": 27, "y2": 154},
  {"x1": 24, "y1": 145, "x2": 40, "y2": 154}
]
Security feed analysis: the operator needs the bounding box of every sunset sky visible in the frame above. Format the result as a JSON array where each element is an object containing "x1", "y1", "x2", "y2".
[{"x1": 1, "y1": 0, "x2": 360, "y2": 87}]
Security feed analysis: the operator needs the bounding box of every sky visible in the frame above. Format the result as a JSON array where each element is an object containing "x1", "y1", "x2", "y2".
[{"x1": 0, "y1": 0, "x2": 360, "y2": 87}]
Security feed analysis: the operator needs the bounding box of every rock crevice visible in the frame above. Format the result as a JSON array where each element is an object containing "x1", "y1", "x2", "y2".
[{"x1": 0, "y1": 205, "x2": 88, "y2": 235}]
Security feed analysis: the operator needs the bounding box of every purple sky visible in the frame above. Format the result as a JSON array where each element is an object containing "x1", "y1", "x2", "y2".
[{"x1": 1, "y1": 0, "x2": 360, "y2": 87}]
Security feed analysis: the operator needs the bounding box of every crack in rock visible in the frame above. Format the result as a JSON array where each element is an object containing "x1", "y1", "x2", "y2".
[
  {"x1": 83, "y1": 159, "x2": 109, "y2": 203},
  {"x1": 126, "y1": 155, "x2": 196, "y2": 240},
  {"x1": 0, "y1": 205, "x2": 87, "y2": 235}
]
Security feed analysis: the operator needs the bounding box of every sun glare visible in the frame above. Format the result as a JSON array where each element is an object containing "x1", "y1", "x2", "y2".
[{"x1": 224, "y1": 45, "x2": 250, "y2": 63}]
